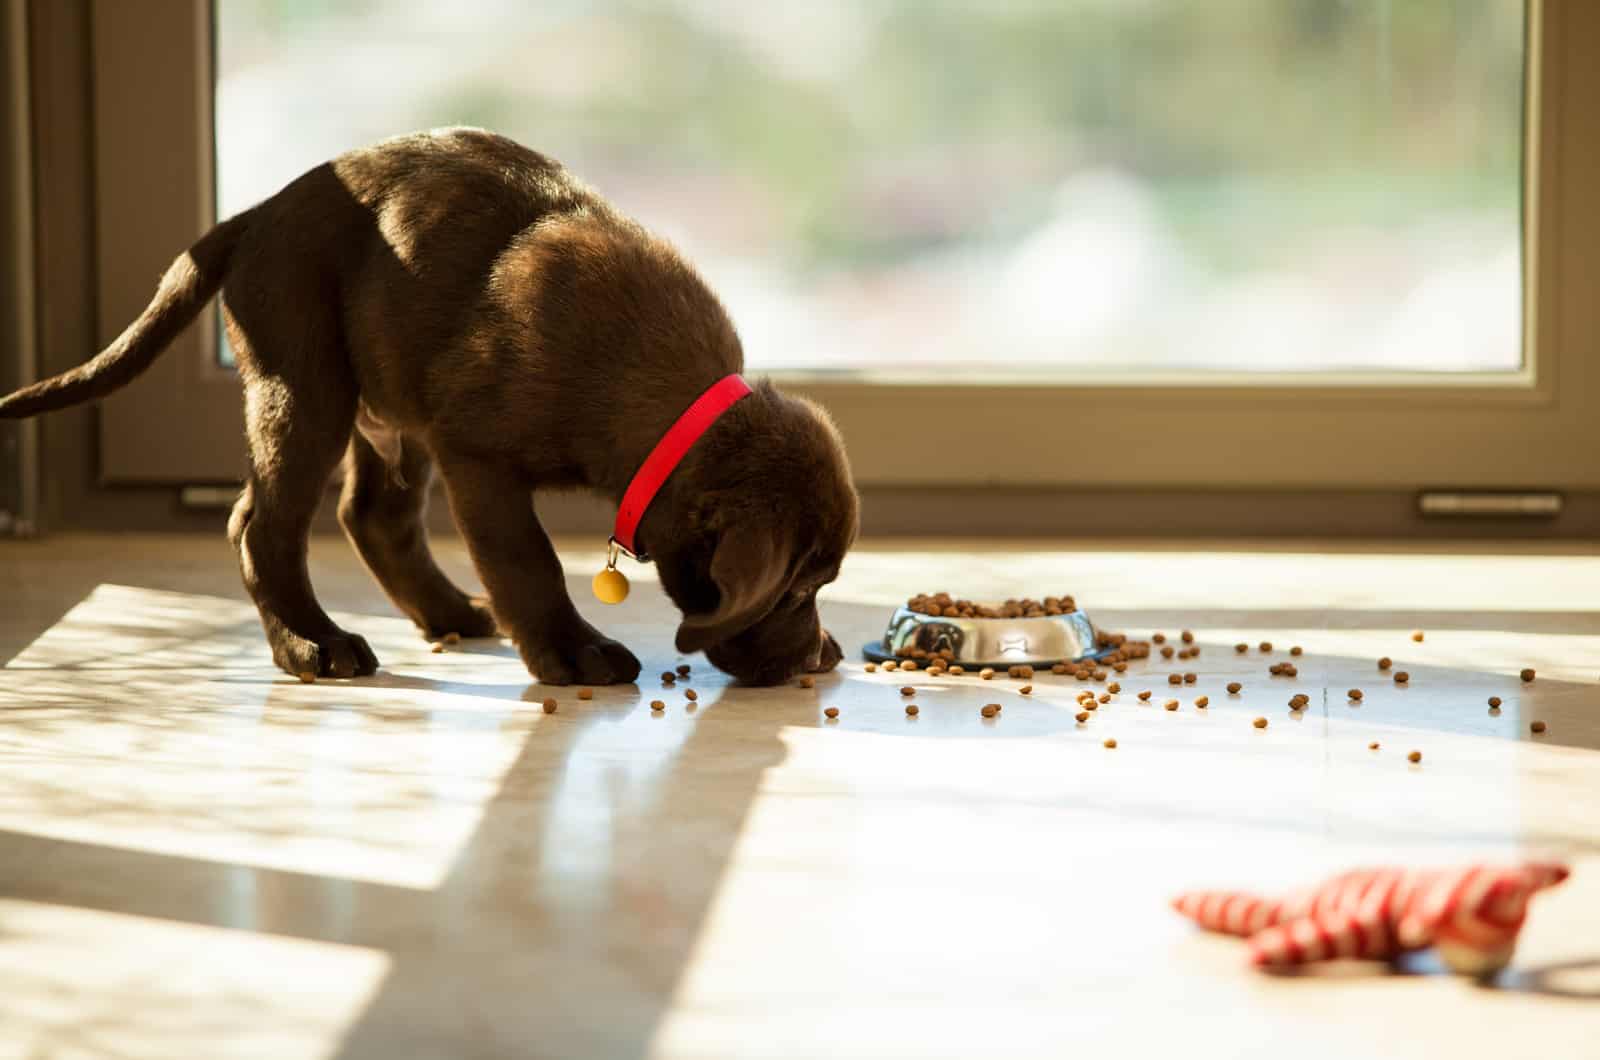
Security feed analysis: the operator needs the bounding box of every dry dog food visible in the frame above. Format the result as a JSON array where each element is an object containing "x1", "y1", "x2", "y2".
[
  {"x1": 1348, "y1": 689, "x2": 1364, "y2": 701},
  {"x1": 1226, "y1": 682, "x2": 1242, "y2": 694},
  {"x1": 1103, "y1": 738, "x2": 1118, "y2": 749},
  {"x1": 1168, "y1": 674, "x2": 1183, "y2": 686},
  {"x1": 981, "y1": 704, "x2": 999, "y2": 718},
  {"x1": 1153, "y1": 633, "x2": 1167, "y2": 644},
  {"x1": 542, "y1": 698, "x2": 558, "y2": 714},
  {"x1": 1488, "y1": 696, "x2": 1502, "y2": 708},
  {"x1": 430, "y1": 642, "x2": 445, "y2": 654},
  {"x1": 1521, "y1": 668, "x2": 1537, "y2": 683},
  {"x1": 1369, "y1": 742, "x2": 1380, "y2": 750},
  {"x1": 1194, "y1": 696, "x2": 1209, "y2": 708},
  {"x1": 949, "y1": 666, "x2": 965, "y2": 675},
  {"x1": 1531, "y1": 720, "x2": 1547, "y2": 733},
  {"x1": 298, "y1": 671, "x2": 316, "y2": 684},
  {"x1": 1378, "y1": 657, "x2": 1393, "y2": 670},
  {"x1": 685, "y1": 689, "x2": 698, "y2": 701},
  {"x1": 824, "y1": 707, "x2": 839, "y2": 718},
  {"x1": 1290, "y1": 645, "x2": 1303, "y2": 656},
  {"x1": 677, "y1": 664, "x2": 692, "y2": 676},
  {"x1": 1008, "y1": 665, "x2": 1035, "y2": 679},
  {"x1": 1407, "y1": 750, "x2": 1422, "y2": 763},
  {"x1": 1164, "y1": 699, "x2": 1179, "y2": 711},
  {"x1": 1412, "y1": 631, "x2": 1425, "y2": 642},
  {"x1": 865, "y1": 663, "x2": 877, "y2": 673},
  {"x1": 905, "y1": 704, "x2": 919, "y2": 717},
  {"x1": 1259, "y1": 642, "x2": 1273, "y2": 653},
  {"x1": 907, "y1": 591, "x2": 1076, "y2": 619},
  {"x1": 900, "y1": 686, "x2": 916, "y2": 696},
  {"x1": 799, "y1": 676, "x2": 815, "y2": 689},
  {"x1": 1181, "y1": 630, "x2": 1195, "y2": 644},
  {"x1": 1289, "y1": 694, "x2": 1309, "y2": 709},
  {"x1": 1393, "y1": 671, "x2": 1409, "y2": 684},
  {"x1": 1235, "y1": 643, "x2": 1249, "y2": 654},
  {"x1": 578, "y1": 688, "x2": 594, "y2": 700},
  {"x1": 901, "y1": 660, "x2": 919, "y2": 672},
  {"x1": 1183, "y1": 672, "x2": 1198, "y2": 684},
  {"x1": 980, "y1": 668, "x2": 995, "y2": 680},
  {"x1": 661, "y1": 671, "x2": 677, "y2": 683},
  {"x1": 1161, "y1": 645, "x2": 1176, "y2": 659},
  {"x1": 1138, "y1": 690, "x2": 1153, "y2": 701},
  {"x1": 1019, "y1": 685, "x2": 1033, "y2": 695},
  {"x1": 1108, "y1": 682, "x2": 1122, "y2": 694},
  {"x1": 1075, "y1": 711, "x2": 1089, "y2": 723},
  {"x1": 1098, "y1": 692, "x2": 1111, "y2": 704},
  {"x1": 1252, "y1": 717, "x2": 1269, "y2": 729},
  {"x1": 443, "y1": 632, "x2": 461, "y2": 645},
  {"x1": 650, "y1": 700, "x2": 666, "y2": 711},
  {"x1": 1269, "y1": 663, "x2": 1298, "y2": 677}
]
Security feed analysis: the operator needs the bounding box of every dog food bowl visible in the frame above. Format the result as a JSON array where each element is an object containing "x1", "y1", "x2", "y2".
[{"x1": 861, "y1": 605, "x2": 1113, "y2": 668}]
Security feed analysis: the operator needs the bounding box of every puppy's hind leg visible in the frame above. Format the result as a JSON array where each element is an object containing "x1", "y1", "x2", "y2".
[
  {"x1": 338, "y1": 428, "x2": 497, "y2": 640},
  {"x1": 226, "y1": 319, "x2": 378, "y2": 678}
]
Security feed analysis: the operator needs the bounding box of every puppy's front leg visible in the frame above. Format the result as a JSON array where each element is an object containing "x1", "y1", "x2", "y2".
[{"x1": 437, "y1": 454, "x2": 641, "y2": 685}]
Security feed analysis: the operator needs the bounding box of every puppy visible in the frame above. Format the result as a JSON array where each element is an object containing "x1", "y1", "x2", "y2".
[{"x1": 0, "y1": 128, "x2": 857, "y2": 686}]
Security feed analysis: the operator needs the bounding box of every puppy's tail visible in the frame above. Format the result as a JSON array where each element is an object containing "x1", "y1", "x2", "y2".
[{"x1": 0, "y1": 207, "x2": 255, "y2": 419}]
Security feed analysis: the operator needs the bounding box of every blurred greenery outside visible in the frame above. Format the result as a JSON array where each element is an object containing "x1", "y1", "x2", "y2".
[{"x1": 216, "y1": 1, "x2": 1524, "y2": 374}]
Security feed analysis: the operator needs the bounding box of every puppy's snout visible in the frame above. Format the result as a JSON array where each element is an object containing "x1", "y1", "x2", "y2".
[{"x1": 808, "y1": 629, "x2": 843, "y2": 673}]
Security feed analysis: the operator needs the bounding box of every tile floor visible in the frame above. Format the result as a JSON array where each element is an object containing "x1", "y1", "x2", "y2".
[{"x1": 2, "y1": 533, "x2": 1598, "y2": 1059}]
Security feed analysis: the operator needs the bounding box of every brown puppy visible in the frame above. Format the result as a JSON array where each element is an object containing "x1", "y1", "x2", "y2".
[{"x1": 0, "y1": 128, "x2": 857, "y2": 686}]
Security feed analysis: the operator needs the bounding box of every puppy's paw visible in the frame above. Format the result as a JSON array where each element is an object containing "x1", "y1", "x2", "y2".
[
  {"x1": 271, "y1": 627, "x2": 380, "y2": 679},
  {"x1": 521, "y1": 623, "x2": 641, "y2": 686},
  {"x1": 420, "y1": 597, "x2": 499, "y2": 641}
]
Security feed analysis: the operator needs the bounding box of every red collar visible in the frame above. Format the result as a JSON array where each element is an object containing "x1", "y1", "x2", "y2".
[{"x1": 612, "y1": 373, "x2": 752, "y2": 561}]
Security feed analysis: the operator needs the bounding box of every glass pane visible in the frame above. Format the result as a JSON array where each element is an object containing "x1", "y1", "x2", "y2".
[{"x1": 215, "y1": 1, "x2": 1524, "y2": 376}]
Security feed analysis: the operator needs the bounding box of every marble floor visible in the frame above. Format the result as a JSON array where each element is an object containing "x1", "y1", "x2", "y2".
[{"x1": 1, "y1": 533, "x2": 1598, "y2": 1059}]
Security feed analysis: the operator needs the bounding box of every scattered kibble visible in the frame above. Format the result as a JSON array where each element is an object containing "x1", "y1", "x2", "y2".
[
  {"x1": 578, "y1": 688, "x2": 594, "y2": 700},
  {"x1": 1161, "y1": 645, "x2": 1176, "y2": 659},
  {"x1": 1098, "y1": 693, "x2": 1111, "y2": 704},
  {"x1": 865, "y1": 663, "x2": 878, "y2": 673},
  {"x1": 1183, "y1": 672, "x2": 1197, "y2": 684},
  {"x1": 1368, "y1": 742, "x2": 1380, "y2": 750},
  {"x1": 1407, "y1": 750, "x2": 1422, "y2": 763},
  {"x1": 1412, "y1": 631, "x2": 1425, "y2": 643},
  {"x1": 980, "y1": 668, "x2": 995, "y2": 680},
  {"x1": 981, "y1": 704, "x2": 999, "y2": 718},
  {"x1": 1164, "y1": 699, "x2": 1179, "y2": 711},
  {"x1": 1289, "y1": 694, "x2": 1309, "y2": 709},
  {"x1": 677, "y1": 664, "x2": 692, "y2": 676},
  {"x1": 443, "y1": 632, "x2": 461, "y2": 645},
  {"x1": 949, "y1": 666, "x2": 965, "y2": 675},
  {"x1": 1259, "y1": 642, "x2": 1273, "y2": 653},
  {"x1": 650, "y1": 700, "x2": 666, "y2": 711},
  {"x1": 1488, "y1": 696, "x2": 1502, "y2": 708},
  {"x1": 884, "y1": 661, "x2": 900, "y2": 671},
  {"x1": 1168, "y1": 673, "x2": 1183, "y2": 686},
  {"x1": 824, "y1": 707, "x2": 839, "y2": 719},
  {"x1": 1531, "y1": 720, "x2": 1547, "y2": 733},
  {"x1": 1113, "y1": 662, "x2": 1128, "y2": 673},
  {"x1": 1153, "y1": 633, "x2": 1167, "y2": 644},
  {"x1": 1138, "y1": 690, "x2": 1153, "y2": 701},
  {"x1": 1252, "y1": 717, "x2": 1269, "y2": 729},
  {"x1": 1008, "y1": 665, "x2": 1035, "y2": 679},
  {"x1": 661, "y1": 671, "x2": 677, "y2": 683},
  {"x1": 905, "y1": 704, "x2": 919, "y2": 717},
  {"x1": 1075, "y1": 711, "x2": 1089, "y2": 723},
  {"x1": 685, "y1": 689, "x2": 698, "y2": 701},
  {"x1": 1378, "y1": 657, "x2": 1393, "y2": 671},
  {"x1": 1194, "y1": 696, "x2": 1209, "y2": 708},
  {"x1": 1289, "y1": 645, "x2": 1303, "y2": 656},
  {"x1": 1235, "y1": 643, "x2": 1249, "y2": 654},
  {"x1": 542, "y1": 698, "x2": 557, "y2": 714},
  {"x1": 1348, "y1": 689, "x2": 1364, "y2": 701},
  {"x1": 1019, "y1": 685, "x2": 1033, "y2": 695},
  {"x1": 430, "y1": 642, "x2": 445, "y2": 654},
  {"x1": 799, "y1": 676, "x2": 815, "y2": 689},
  {"x1": 1521, "y1": 668, "x2": 1536, "y2": 683},
  {"x1": 901, "y1": 660, "x2": 919, "y2": 672},
  {"x1": 1103, "y1": 738, "x2": 1118, "y2": 749},
  {"x1": 1181, "y1": 630, "x2": 1195, "y2": 644},
  {"x1": 1394, "y1": 672, "x2": 1409, "y2": 684},
  {"x1": 1107, "y1": 682, "x2": 1122, "y2": 694},
  {"x1": 1226, "y1": 682, "x2": 1242, "y2": 694},
  {"x1": 900, "y1": 686, "x2": 916, "y2": 697}
]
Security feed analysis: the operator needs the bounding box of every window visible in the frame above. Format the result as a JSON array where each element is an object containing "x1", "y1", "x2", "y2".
[{"x1": 216, "y1": 1, "x2": 1525, "y2": 377}]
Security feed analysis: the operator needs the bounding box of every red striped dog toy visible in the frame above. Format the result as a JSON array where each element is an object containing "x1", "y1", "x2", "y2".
[{"x1": 1173, "y1": 861, "x2": 1570, "y2": 974}]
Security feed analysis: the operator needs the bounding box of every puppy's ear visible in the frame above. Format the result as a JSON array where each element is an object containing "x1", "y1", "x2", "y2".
[{"x1": 675, "y1": 521, "x2": 796, "y2": 654}]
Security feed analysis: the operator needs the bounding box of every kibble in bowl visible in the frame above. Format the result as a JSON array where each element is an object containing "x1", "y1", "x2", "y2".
[{"x1": 865, "y1": 591, "x2": 1151, "y2": 671}]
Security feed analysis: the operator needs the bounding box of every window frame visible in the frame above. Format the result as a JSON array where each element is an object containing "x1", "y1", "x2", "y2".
[{"x1": 83, "y1": 0, "x2": 1600, "y2": 496}]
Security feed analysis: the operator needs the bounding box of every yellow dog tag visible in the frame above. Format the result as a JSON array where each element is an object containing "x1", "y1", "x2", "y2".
[{"x1": 593, "y1": 540, "x2": 630, "y2": 604}]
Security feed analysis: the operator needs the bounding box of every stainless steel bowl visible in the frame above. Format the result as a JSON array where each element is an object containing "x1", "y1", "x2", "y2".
[{"x1": 861, "y1": 605, "x2": 1112, "y2": 668}]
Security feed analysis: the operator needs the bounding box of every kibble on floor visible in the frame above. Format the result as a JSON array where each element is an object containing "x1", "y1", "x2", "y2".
[{"x1": 578, "y1": 688, "x2": 594, "y2": 701}]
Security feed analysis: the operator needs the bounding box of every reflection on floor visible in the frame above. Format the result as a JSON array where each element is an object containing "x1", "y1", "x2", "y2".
[{"x1": 2, "y1": 533, "x2": 1599, "y2": 1059}]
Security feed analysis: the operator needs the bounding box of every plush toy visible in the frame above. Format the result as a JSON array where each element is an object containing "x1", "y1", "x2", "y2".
[{"x1": 1172, "y1": 861, "x2": 1570, "y2": 974}]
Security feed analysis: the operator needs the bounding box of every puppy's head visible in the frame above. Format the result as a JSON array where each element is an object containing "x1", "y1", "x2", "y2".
[{"x1": 651, "y1": 384, "x2": 857, "y2": 685}]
